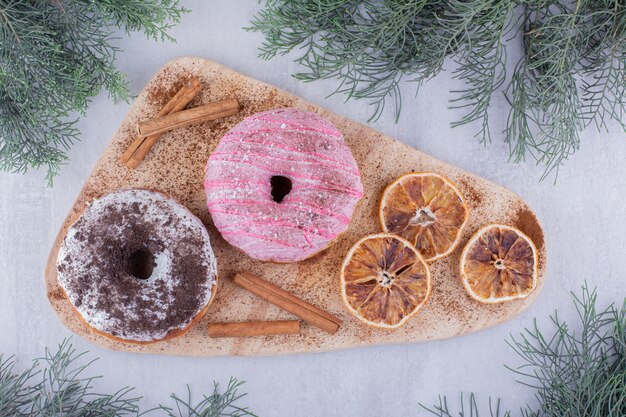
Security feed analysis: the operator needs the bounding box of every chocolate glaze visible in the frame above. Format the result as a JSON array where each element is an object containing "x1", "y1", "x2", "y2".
[{"x1": 57, "y1": 189, "x2": 217, "y2": 342}]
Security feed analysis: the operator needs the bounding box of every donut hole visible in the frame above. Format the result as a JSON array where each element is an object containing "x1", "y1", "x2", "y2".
[
  {"x1": 270, "y1": 175, "x2": 292, "y2": 203},
  {"x1": 127, "y1": 249, "x2": 155, "y2": 280}
]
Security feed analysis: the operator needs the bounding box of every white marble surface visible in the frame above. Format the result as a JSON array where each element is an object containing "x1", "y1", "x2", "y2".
[{"x1": 1, "y1": 2, "x2": 625, "y2": 416}]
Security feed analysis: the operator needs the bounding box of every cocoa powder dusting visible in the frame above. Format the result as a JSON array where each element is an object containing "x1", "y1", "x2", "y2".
[
  {"x1": 146, "y1": 68, "x2": 195, "y2": 109},
  {"x1": 48, "y1": 288, "x2": 67, "y2": 302},
  {"x1": 513, "y1": 206, "x2": 545, "y2": 253},
  {"x1": 458, "y1": 176, "x2": 483, "y2": 206}
]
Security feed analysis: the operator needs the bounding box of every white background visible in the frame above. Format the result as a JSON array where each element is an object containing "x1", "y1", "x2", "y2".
[{"x1": 1, "y1": 2, "x2": 625, "y2": 416}]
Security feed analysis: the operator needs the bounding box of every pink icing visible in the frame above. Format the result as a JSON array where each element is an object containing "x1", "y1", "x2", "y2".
[{"x1": 204, "y1": 108, "x2": 364, "y2": 262}]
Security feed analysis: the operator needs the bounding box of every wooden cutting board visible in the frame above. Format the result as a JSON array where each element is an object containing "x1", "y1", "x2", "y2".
[{"x1": 45, "y1": 57, "x2": 547, "y2": 356}]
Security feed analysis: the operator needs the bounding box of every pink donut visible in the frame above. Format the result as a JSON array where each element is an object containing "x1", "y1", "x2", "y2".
[{"x1": 204, "y1": 108, "x2": 364, "y2": 263}]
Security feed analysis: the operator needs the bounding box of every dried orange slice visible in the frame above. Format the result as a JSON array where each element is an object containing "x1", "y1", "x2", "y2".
[
  {"x1": 460, "y1": 224, "x2": 538, "y2": 303},
  {"x1": 380, "y1": 172, "x2": 469, "y2": 262},
  {"x1": 340, "y1": 233, "x2": 431, "y2": 328}
]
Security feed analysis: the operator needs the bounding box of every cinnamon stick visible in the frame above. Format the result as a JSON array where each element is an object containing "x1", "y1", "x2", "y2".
[
  {"x1": 207, "y1": 320, "x2": 301, "y2": 338},
  {"x1": 120, "y1": 77, "x2": 202, "y2": 168},
  {"x1": 137, "y1": 98, "x2": 239, "y2": 138},
  {"x1": 233, "y1": 272, "x2": 342, "y2": 335}
]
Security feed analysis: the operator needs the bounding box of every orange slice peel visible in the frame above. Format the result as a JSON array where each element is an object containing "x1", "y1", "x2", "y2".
[
  {"x1": 380, "y1": 172, "x2": 469, "y2": 262},
  {"x1": 460, "y1": 224, "x2": 538, "y2": 304},
  {"x1": 340, "y1": 233, "x2": 431, "y2": 329}
]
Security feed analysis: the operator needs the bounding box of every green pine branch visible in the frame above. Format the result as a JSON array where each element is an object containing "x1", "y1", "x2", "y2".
[
  {"x1": 421, "y1": 394, "x2": 514, "y2": 417},
  {"x1": 0, "y1": 339, "x2": 140, "y2": 416},
  {"x1": 157, "y1": 380, "x2": 257, "y2": 417},
  {"x1": 0, "y1": 0, "x2": 187, "y2": 184},
  {"x1": 0, "y1": 339, "x2": 256, "y2": 417},
  {"x1": 250, "y1": 0, "x2": 626, "y2": 181},
  {"x1": 420, "y1": 284, "x2": 626, "y2": 416}
]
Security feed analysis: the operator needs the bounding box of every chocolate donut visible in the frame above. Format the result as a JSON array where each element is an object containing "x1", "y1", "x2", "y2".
[
  {"x1": 56, "y1": 189, "x2": 217, "y2": 343},
  {"x1": 204, "y1": 108, "x2": 364, "y2": 263}
]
